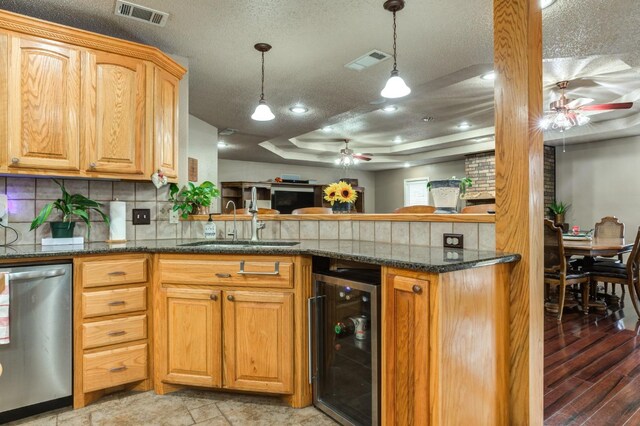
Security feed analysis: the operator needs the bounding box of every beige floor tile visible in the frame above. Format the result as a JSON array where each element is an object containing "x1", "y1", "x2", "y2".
[
  {"x1": 194, "y1": 416, "x2": 231, "y2": 426},
  {"x1": 189, "y1": 403, "x2": 223, "y2": 423}
]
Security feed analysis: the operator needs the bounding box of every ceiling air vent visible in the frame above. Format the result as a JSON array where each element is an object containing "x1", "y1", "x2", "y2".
[
  {"x1": 345, "y1": 49, "x2": 391, "y2": 71},
  {"x1": 114, "y1": 1, "x2": 169, "y2": 27}
]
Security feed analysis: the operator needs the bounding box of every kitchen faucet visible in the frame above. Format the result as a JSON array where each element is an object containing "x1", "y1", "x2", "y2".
[
  {"x1": 225, "y1": 200, "x2": 238, "y2": 241},
  {"x1": 249, "y1": 187, "x2": 265, "y2": 242}
]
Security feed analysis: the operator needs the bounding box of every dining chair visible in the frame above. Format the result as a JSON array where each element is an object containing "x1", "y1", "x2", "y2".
[
  {"x1": 291, "y1": 207, "x2": 333, "y2": 214},
  {"x1": 544, "y1": 219, "x2": 591, "y2": 323},
  {"x1": 460, "y1": 203, "x2": 496, "y2": 214},
  {"x1": 234, "y1": 208, "x2": 280, "y2": 214},
  {"x1": 593, "y1": 216, "x2": 626, "y2": 293},
  {"x1": 584, "y1": 226, "x2": 640, "y2": 317},
  {"x1": 393, "y1": 205, "x2": 436, "y2": 214}
]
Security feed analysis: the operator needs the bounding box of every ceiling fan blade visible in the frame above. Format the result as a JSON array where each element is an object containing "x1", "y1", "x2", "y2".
[
  {"x1": 353, "y1": 154, "x2": 372, "y2": 161},
  {"x1": 579, "y1": 102, "x2": 633, "y2": 111},
  {"x1": 566, "y1": 97, "x2": 594, "y2": 109}
]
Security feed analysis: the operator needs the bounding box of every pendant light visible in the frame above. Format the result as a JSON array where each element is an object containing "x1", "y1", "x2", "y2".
[
  {"x1": 251, "y1": 43, "x2": 275, "y2": 121},
  {"x1": 380, "y1": 0, "x2": 411, "y2": 99}
]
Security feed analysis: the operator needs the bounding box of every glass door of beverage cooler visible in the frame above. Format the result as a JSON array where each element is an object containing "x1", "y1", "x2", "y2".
[{"x1": 311, "y1": 272, "x2": 379, "y2": 426}]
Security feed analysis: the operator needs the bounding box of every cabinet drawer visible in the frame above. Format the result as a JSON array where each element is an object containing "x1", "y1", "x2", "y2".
[
  {"x1": 83, "y1": 287, "x2": 147, "y2": 318},
  {"x1": 83, "y1": 343, "x2": 147, "y2": 393},
  {"x1": 81, "y1": 257, "x2": 147, "y2": 288},
  {"x1": 83, "y1": 314, "x2": 147, "y2": 349},
  {"x1": 159, "y1": 259, "x2": 293, "y2": 288}
]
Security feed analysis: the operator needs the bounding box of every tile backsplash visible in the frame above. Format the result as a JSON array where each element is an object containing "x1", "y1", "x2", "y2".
[
  {"x1": 0, "y1": 177, "x2": 177, "y2": 245},
  {"x1": 0, "y1": 176, "x2": 496, "y2": 251}
]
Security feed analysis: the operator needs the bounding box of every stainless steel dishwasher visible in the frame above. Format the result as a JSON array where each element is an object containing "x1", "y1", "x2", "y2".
[{"x1": 0, "y1": 262, "x2": 72, "y2": 423}]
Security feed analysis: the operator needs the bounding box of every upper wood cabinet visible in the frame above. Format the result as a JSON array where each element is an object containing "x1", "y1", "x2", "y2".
[
  {"x1": 154, "y1": 67, "x2": 179, "y2": 180},
  {"x1": 83, "y1": 51, "x2": 148, "y2": 176},
  {"x1": 0, "y1": 9, "x2": 186, "y2": 180},
  {"x1": 7, "y1": 36, "x2": 81, "y2": 172}
]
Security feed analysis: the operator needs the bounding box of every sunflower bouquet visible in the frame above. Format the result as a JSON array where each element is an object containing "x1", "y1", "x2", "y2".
[{"x1": 324, "y1": 181, "x2": 358, "y2": 208}]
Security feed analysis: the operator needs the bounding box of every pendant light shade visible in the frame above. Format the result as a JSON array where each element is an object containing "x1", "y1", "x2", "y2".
[
  {"x1": 251, "y1": 43, "x2": 275, "y2": 121},
  {"x1": 251, "y1": 99, "x2": 275, "y2": 121},
  {"x1": 381, "y1": 0, "x2": 411, "y2": 99}
]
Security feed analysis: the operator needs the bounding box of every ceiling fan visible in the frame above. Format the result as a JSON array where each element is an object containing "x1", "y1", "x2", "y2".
[
  {"x1": 335, "y1": 139, "x2": 372, "y2": 166},
  {"x1": 540, "y1": 80, "x2": 633, "y2": 132}
]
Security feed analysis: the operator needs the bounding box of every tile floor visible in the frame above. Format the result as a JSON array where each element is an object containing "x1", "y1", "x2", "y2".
[{"x1": 9, "y1": 389, "x2": 337, "y2": 426}]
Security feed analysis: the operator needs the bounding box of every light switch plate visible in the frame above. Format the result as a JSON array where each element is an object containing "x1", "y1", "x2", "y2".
[
  {"x1": 169, "y1": 209, "x2": 179, "y2": 224},
  {"x1": 132, "y1": 208, "x2": 151, "y2": 225},
  {"x1": 0, "y1": 194, "x2": 8, "y2": 226}
]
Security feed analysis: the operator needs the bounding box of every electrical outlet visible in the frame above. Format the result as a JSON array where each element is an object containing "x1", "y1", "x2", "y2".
[
  {"x1": 132, "y1": 208, "x2": 151, "y2": 225},
  {"x1": 0, "y1": 194, "x2": 8, "y2": 226},
  {"x1": 169, "y1": 209, "x2": 179, "y2": 224},
  {"x1": 443, "y1": 233, "x2": 464, "y2": 249}
]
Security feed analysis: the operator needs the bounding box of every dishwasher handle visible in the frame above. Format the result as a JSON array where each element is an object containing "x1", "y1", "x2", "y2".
[{"x1": 8, "y1": 268, "x2": 67, "y2": 281}]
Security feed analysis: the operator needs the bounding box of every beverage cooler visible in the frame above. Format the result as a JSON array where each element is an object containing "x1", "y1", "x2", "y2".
[{"x1": 311, "y1": 269, "x2": 380, "y2": 426}]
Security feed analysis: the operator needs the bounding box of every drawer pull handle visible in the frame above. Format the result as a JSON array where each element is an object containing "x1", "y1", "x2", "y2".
[
  {"x1": 108, "y1": 271, "x2": 127, "y2": 276},
  {"x1": 108, "y1": 300, "x2": 126, "y2": 306},
  {"x1": 109, "y1": 366, "x2": 127, "y2": 373},
  {"x1": 89, "y1": 162, "x2": 97, "y2": 169},
  {"x1": 107, "y1": 330, "x2": 126, "y2": 337},
  {"x1": 215, "y1": 273, "x2": 231, "y2": 278},
  {"x1": 237, "y1": 261, "x2": 280, "y2": 276},
  {"x1": 412, "y1": 285, "x2": 423, "y2": 294},
  {"x1": 210, "y1": 294, "x2": 218, "y2": 301},
  {"x1": 11, "y1": 157, "x2": 19, "y2": 164},
  {"x1": 227, "y1": 295, "x2": 235, "y2": 302}
]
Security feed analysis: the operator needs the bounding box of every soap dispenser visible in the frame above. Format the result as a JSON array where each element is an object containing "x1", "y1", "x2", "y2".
[{"x1": 204, "y1": 214, "x2": 217, "y2": 239}]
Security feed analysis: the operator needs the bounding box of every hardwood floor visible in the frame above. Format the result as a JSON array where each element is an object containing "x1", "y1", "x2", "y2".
[{"x1": 544, "y1": 288, "x2": 640, "y2": 425}]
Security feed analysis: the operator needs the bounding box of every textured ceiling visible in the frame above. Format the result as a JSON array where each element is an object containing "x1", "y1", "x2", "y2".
[{"x1": 2, "y1": 0, "x2": 640, "y2": 170}]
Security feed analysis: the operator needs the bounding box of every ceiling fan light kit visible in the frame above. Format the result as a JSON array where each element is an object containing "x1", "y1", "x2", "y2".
[
  {"x1": 381, "y1": 0, "x2": 411, "y2": 99},
  {"x1": 251, "y1": 43, "x2": 275, "y2": 121}
]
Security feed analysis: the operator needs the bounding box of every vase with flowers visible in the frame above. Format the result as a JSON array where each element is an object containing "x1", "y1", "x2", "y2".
[{"x1": 324, "y1": 181, "x2": 358, "y2": 213}]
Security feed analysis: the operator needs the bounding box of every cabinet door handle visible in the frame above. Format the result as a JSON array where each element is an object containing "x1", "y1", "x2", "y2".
[
  {"x1": 412, "y1": 285, "x2": 423, "y2": 294},
  {"x1": 210, "y1": 294, "x2": 218, "y2": 301},
  {"x1": 227, "y1": 295, "x2": 235, "y2": 301},
  {"x1": 108, "y1": 271, "x2": 127, "y2": 276},
  {"x1": 107, "y1": 330, "x2": 126, "y2": 337},
  {"x1": 237, "y1": 261, "x2": 280, "y2": 276},
  {"x1": 11, "y1": 157, "x2": 19, "y2": 164},
  {"x1": 108, "y1": 300, "x2": 126, "y2": 306},
  {"x1": 109, "y1": 366, "x2": 127, "y2": 373},
  {"x1": 215, "y1": 273, "x2": 231, "y2": 278},
  {"x1": 89, "y1": 162, "x2": 97, "y2": 169}
]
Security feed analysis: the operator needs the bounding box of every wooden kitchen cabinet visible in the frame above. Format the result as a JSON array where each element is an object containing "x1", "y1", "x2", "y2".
[
  {"x1": 153, "y1": 67, "x2": 179, "y2": 180},
  {"x1": 223, "y1": 290, "x2": 293, "y2": 394},
  {"x1": 157, "y1": 287, "x2": 222, "y2": 388},
  {"x1": 0, "y1": 9, "x2": 186, "y2": 180},
  {"x1": 83, "y1": 50, "x2": 148, "y2": 176},
  {"x1": 6, "y1": 35, "x2": 81, "y2": 172}
]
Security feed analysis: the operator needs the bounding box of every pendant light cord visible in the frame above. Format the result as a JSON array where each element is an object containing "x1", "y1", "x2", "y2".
[
  {"x1": 260, "y1": 51, "x2": 265, "y2": 101},
  {"x1": 392, "y1": 10, "x2": 398, "y2": 71}
]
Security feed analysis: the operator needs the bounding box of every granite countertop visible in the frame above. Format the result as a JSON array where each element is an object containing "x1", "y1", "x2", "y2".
[{"x1": 0, "y1": 239, "x2": 520, "y2": 273}]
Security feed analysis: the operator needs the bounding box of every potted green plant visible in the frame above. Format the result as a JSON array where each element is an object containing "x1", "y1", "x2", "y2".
[
  {"x1": 427, "y1": 177, "x2": 473, "y2": 213},
  {"x1": 168, "y1": 181, "x2": 220, "y2": 219},
  {"x1": 30, "y1": 179, "x2": 110, "y2": 238},
  {"x1": 548, "y1": 201, "x2": 570, "y2": 224}
]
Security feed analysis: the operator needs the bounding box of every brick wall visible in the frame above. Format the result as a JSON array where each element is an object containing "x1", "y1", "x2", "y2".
[{"x1": 463, "y1": 148, "x2": 556, "y2": 210}]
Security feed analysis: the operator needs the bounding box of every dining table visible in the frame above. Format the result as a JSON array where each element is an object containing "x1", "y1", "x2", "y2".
[{"x1": 563, "y1": 237, "x2": 633, "y2": 258}]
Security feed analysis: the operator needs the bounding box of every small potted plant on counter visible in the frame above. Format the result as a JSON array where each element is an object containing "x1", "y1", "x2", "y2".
[
  {"x1": 324, "y1": 181, "x2": 358, "y2": 213},
  {"x1": 30, "y1": 179, "x2": 110, "y2": 238},
  {"x1": 168, "y1": 181, "x2": 220, "y2": 219},
  {"x1": 548, "y1": 201, "x2": 570, "y2": 225},
  {"x1": 427, "y1": 177, "x2": 472, "y2": 213}
]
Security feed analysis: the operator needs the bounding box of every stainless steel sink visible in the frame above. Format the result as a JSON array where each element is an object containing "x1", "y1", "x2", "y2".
[{"x1": 179, "y1": 240, "x2": 300, "y2": 248}]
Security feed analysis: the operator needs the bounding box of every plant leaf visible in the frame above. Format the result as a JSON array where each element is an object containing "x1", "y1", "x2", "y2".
[{"x1": 30, "y1": 202, "x2": 54, "y2": 230}]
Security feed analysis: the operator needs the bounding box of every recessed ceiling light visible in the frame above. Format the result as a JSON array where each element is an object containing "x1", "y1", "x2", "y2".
[
  {"x1": 480, "y1": 71, "x2": 496, "y2": 81},
  {"x1": 404, "y1": 162, "x2": 411, "y2": 168},
  {"x1": 289, "y1": 105, "x2": 308, "y2": 114},
  {"x1": 541, "y1": 0, "x2": 556, "y2": 9},
  {"x1": 392, "y1": 136, "x2": 403, "y2": 143},
  {"x1": 422, "y1": 116, "x2": 434, "y2": 122},
  {"x1": 382, "y1": 105, "x2": 398, "y2": 112},
  {"x1": 217, "y1": 141, "x2": 228, "y2": 148},
  {"x1": 457, "y1": 122, "x2": 472, "y2": 130},
  {"x1": 322, "y1": 126, "x2": 333, "y2": 132}
]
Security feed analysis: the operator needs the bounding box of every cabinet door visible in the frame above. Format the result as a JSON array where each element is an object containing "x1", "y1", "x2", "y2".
[
  {"x1": 84, "y1": 51, "x2": 146, "y2": 175},
  {"x1": 159, "y1": 287, "x2": 222, "y2": 387},
  {"x1": 382, "y1": 273, "x2": 430, "y2": 426},
  {"x1": 153, "y1": 67, "x2": 179, "y2": 179},
  {"x1": 223, "y1": 290, "x2": 294, "y2": 394},
  {"x1": 7, "y1": 36, "x2": 80, "y2": 171}
]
